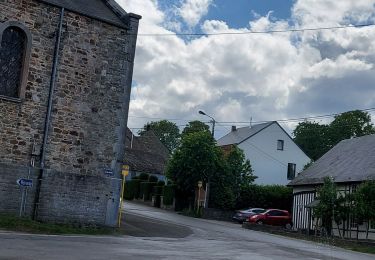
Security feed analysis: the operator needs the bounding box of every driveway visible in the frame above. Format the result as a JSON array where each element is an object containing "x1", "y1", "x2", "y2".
[{"x1": 0, "y1": 201, "x2": 373, "y2": 260}]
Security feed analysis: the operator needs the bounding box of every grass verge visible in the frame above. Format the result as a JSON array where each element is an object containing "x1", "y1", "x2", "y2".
[
  {"x1": 242, "y1": 223, "x2": 375, "y2": 255},
  {"x1": 0, "y1": 214, "x2": 120, "y2": 235}
]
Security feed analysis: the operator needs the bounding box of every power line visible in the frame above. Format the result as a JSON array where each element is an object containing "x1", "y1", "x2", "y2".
[
  {"x1": 216, "y1": 107, "x2": 375, "y2": 125},
  {"x1": 136, "y1": 23, "x2": 375, "y2": 37},
  {"x1": 64, "y1": 23, "x2": 375, "y2": 37},
  {"x1": 129, "y1": 107, "x2": 375, "y2": 127}
]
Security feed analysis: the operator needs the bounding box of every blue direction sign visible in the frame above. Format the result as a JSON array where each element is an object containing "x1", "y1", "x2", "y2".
[
  {"x1": 17, "y1": 178, "x2": 33, "y2": 187},
  {"x1": 104, "y1": 169, "x2": 114, "y2": 177}
]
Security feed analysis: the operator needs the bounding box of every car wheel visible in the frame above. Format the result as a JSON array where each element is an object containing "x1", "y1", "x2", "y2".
[
  {"x1": 256, "y1": 220, "x2": 264, "y2": 225},
  {"x1": 285, "y1": 223, "x2": 292, "y2": 230}
]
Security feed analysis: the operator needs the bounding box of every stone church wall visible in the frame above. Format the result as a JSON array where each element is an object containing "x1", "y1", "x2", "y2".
[{"x1": 0, "y1": 0, "x2": 140, "y2": 226}]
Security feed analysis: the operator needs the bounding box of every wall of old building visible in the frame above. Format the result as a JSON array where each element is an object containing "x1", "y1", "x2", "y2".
[{"x1": 0, "y1": 0, "x2": 140, "y2": 226}]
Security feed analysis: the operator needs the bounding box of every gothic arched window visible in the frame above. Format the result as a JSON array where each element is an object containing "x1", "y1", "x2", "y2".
[{"x1": 0, "y1": 21, "x2": 32, "y2": 101}]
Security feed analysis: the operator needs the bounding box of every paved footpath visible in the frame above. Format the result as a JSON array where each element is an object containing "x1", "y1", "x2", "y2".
[{"x1": 0, "y1": 202, "x2": 373, "y2": 260}]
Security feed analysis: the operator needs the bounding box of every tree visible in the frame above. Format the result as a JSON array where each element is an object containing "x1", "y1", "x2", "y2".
[
  {"x1": 210, "y1": 146, "x2": 257, "y2": 210},
  {"x1": 181, "y1": 120, "x2": 210, "y2": 138},
  {"x1": 166, "y1": 132, "x2": 257, "y2": 210},
  {"x1": 166, "y1": 131, "x2": 222, "y2": 199},
  {"x1": 293, "y1": 111, "x2": 375, "y2": 161},
  {"x1": 293, "y1": 121, "x2": 331, "y2": 160},
  {"x1": 225, "y1": 146, "x2": 257, "y2": 190},
  {"x1": 353, "y1": 181, "x2": 375, "y2": 239},
  {"x1": 313, "y1": 177, "x2": 337, "y2": 236},
  {"x1": 139, "y1": 120, "x2": 180, "y2": 153},
  {"x1": 329, "y1": 110, "x2": 375, "y2": 145}
]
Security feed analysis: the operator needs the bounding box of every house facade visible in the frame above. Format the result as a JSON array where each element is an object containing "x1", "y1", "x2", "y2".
[
  {"x1": 217, "y1": 122, "x2": 311, "y2": 185},
  {"x1": 0, "y1": 0, "x2": 140, "y2": 226},
  {"x1": 124, "y1": 128, "x2": 169, "y2": 181},
  {"x1": 288, "y1": 134, "x2": 375, "y2": 240}
]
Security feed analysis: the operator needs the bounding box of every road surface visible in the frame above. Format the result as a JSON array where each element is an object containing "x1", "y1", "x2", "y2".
[{"x1": 0, "y1": 202, "x2": 373, "y2": 260}]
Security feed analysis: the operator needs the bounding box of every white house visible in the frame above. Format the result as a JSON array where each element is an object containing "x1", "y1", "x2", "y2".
[
  {"x1": 217, "y1": 121, "x2": 311, "y2": 185},
  {"x1": 288, "y1": 134, "x2": 375, "y2": 240}
]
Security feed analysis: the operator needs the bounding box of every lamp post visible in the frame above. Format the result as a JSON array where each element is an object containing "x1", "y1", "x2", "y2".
[
  {"x1": 198, "y1": 110, "x2": 215, "y2": 138},
  {"x1": 198, "y1": 110, "x2": 216, "y2": 209}
]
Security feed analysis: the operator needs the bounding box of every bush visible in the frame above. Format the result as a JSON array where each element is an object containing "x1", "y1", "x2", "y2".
[
  {"x1": 148, "y1": 175, "x2": 158, "y2": 183},
  {"x1": 163, "y1": 185, "x2": 175, "y2": 206},
  {"x1": 152, "y1": 186, "x2": 164, "y2": 196},
  {"x1": 139, "y1": 182, "x2": 157, "y2": 201},
  {"x1": 157, "y1": 180, "x2": 165, "y2": 186},
  {"x1": 123, "y1": 179, "x2": 140, "y2": 200},
  {"x1": 237, "y1": 185, "x2": 293, "y2": 211},
  {"x1": 139, "y1": 173, "x2": 149, "y2": 181}
]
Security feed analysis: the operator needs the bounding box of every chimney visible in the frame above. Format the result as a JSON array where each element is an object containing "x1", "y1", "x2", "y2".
[{"x1": 231, "y1": 126, "x2": 237, "y2": 132}]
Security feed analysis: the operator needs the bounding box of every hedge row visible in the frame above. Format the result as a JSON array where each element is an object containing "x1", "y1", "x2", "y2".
[
  {"x1": 162, "y1": 185, "x2": 175, "y2": 206},
  {"x1": 139, "y1": 182, "x2": 157, "y2": 200},
  {"x1": 236, "y1": 184, "x2": 293, "y2": 211},
  {"x1": 124, "y1": 179, "x2": 141, "y2": 200},
  {"x1": 123, "y1": 179, "x2": 175, "y2": 207}
]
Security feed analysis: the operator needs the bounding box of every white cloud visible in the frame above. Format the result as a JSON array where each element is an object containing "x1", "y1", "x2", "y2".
[
  {"x1": 179, "y1": 0, "x2": 213, "y2": 27},
  {"x1": 118, "y1": 0, "x2": 375, "y2": 137}
]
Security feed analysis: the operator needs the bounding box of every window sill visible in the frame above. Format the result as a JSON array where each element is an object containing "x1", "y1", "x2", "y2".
[{"x1": 0, "y1": 95, "x2": 22, "y2": 103}]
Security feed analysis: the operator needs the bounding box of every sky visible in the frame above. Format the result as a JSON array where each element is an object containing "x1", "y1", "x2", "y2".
[{"x1": 116, "y1": 0, "x2": 375, "y2": 138}]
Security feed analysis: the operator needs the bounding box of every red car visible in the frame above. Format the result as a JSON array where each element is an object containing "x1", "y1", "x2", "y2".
[{"x1": 247, "y1": 209, "x2": 292, "y2": 229}]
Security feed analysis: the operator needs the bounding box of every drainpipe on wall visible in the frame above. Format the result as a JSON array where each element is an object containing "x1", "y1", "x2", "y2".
[{"x1": 33, "y1": 7, "x2": 65, "y2": 220}]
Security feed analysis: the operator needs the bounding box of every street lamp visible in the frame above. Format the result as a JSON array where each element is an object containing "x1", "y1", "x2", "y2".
[
  {"x1": 198, "y1": 110, "x2": 215, "y2": 138},
  {"x1": 198, "y1": 111, "x2": 217, "y2": 209}
]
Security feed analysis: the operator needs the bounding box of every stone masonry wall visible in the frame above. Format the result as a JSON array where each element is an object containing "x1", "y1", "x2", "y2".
[
  {"x1": 0, "y1": 0, "x2": 59, "y2": 167},
  {"x1": 37, "y1": 170, "x2": 115, "y2": 225},
  {"x1": 0, "y1": 163, "x2": 38, "y2": 216},
  {"x1": 0, "y1": 0, "x2": 140, "y2": 226}
]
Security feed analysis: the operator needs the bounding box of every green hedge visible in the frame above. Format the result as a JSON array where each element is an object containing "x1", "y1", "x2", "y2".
[
  {"x1": 140, "y1": 182, "x2": 157, "y2": 201},
  {"x1": 139, "y1": 173, "x2": 149, "y2": 181},
  {"x1": 152, "y1": 186, "x2": 164, "y2": 196},
  {"x1": 157, "y1": 180, "x2": 165, "y2": 186},
  {"x1": 163, "y1": 185, "x2": 176, "y2": 206},
  {"x1": 148, "y1": 175, "x2": 158, "y2": 183},
  {"x1": 236, "y1": 185, "x2": 293, "y2": 211},
  {"x1": 123, "y1": 180, "x2": 141, "y2": 200}
]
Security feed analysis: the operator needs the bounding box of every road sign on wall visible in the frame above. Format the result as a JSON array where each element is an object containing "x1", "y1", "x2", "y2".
[{"x1": 17, "y1": 178, "x2": 33, "y2": 187}]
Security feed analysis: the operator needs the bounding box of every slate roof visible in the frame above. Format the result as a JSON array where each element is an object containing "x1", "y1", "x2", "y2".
[
  {"x1": 289, "y1": 134, "x2": 375, "y2": 186},
  {"x1": 124, "y1": 129, "x2": 169, "y2": 174},
  {"x1": 39, "y1": 0, "x2": 138, "y2": 28},
  {"x1": 217, "y1": 122, "x2": 274, "y2": 146}
]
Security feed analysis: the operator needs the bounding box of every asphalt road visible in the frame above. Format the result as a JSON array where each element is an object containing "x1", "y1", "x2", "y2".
[{"x1": 0, "y1": 202, "x2": 373, "y2": 260}]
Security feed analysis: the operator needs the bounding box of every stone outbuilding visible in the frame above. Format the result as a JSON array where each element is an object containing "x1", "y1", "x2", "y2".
[{"x1": 0, "y1": 0, "x2": 141, "y2": 226}]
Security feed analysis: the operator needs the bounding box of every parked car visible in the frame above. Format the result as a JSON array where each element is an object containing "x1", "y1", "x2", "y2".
[
  {"x1": 232, "y1": 208, "x2": 265, "y2": 223},
  {"x1": 247, "y1": 209, "x2": 292, "y2": 229}
]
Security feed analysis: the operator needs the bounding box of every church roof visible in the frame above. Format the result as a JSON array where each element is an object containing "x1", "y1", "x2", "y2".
[{"x1": 39, "y1": 0, "x2": 140, "y2": 28}]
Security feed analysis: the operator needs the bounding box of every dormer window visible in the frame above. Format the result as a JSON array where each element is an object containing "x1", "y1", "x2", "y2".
[
  {"x1": 0, "y1": 21, "x2": 32, "y2": 101},
  {"x1": 277, "y1": 140, "x2": 284, "y2": 151}
]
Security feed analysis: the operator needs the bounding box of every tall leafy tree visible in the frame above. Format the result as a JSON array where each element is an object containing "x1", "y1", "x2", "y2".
[
  {"x1": 293, "y1": 121, "x2": 331, "y2": 160},
  {"x1": 166, "y1": 132, "x2": 256, "y2": 210},
  {"x1": 166, "y1": 131, "x2": 222, "y2": 198},
  {"x1": 210, "y1": 146, "x2": 257, "y2": 210},
  {"x1": 139, "y1": 120, "x2": 180, "y2": 153},
  {"x1": 181, "y1": 120, "x2": 210, "y2": 138},
  {"x1": 329, "y1": 110, "x2": 375, "y2": 145},
  {"x1": 293, "y1": 111, "x2": 375, "y2": 161}
]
